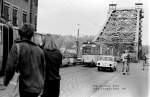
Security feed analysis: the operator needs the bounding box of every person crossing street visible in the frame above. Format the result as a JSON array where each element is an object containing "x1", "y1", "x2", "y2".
[{"x1": 121, "y1": 50, "x2": 130, "y2": 75}]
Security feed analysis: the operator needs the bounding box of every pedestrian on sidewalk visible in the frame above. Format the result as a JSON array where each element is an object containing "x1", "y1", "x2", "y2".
[
  {"x1": 3, "y1": 23, "x2": 46, "y2": 97},
  {"x1": 142, "y1": 53, "x2": 147, "y2": 70},
  {"x1": 143, "y1": 53, "x2": 147, "y2": 64},
  {"x1": 121, "y1": 50, "x2": 130, "y2": 75},
  {"x1": 41, "y1": 34, "x2": 62, "y2": 97}
]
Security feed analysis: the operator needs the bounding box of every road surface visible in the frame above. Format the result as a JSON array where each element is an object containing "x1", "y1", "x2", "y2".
[{"x1": 0, "y1": 61, "x2": 149, "y2": 97}]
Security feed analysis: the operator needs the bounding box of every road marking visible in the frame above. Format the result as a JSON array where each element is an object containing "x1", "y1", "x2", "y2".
[
  {"x1": 106, "y1": 74, "x2": 121, "y2": 85},
  {"x1": 90, "y1": 74, "x2": 121, "y2": 97}
]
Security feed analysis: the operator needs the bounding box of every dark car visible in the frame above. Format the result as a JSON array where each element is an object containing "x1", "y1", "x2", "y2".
[{"x1": 76, "y1": 58, "x2": 83, "y2": 65}]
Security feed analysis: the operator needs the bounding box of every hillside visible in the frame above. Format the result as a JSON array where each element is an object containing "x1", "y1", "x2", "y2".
[{"x1": 51, "y1": 34, "x2": 94, "y2": 49}]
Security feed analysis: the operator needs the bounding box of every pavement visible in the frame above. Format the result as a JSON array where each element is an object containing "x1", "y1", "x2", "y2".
[
  {"x1": 0, "y1": 73, "x2": 19, "y2": 97},
  {"x1": 90, "y1": 61, "x2": 149, "y2": 97},
  {"x1": 0, "y1": 61, "x2": 149, "y2": 97}
]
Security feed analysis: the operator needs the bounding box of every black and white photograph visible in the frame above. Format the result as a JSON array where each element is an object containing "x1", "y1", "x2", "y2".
[{"x1": 0, "y1": 0, "x2": 149, "y2": 97}]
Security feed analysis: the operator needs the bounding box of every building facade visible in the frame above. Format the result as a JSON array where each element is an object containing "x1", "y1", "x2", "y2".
[
  {"x1": 0, "y1": 0, "x2": 38, "y2": 30},
  {"x1": 0, "y1": 0, "x2": 38, "y2": 75}
]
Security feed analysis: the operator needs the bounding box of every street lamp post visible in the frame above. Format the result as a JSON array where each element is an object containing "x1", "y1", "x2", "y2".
[{"x1": 76, "y1": 24, "x2": 80, "y2": 58}]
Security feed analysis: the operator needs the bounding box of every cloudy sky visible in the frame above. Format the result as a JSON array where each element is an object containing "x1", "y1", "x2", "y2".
[{"x1": 37, "y1": 0, "x2": 149, "y2": 45}]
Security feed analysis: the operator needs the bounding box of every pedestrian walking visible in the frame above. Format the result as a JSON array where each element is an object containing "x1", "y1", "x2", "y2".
[
  {"x1": 142, "y1": 53, "x2": 147, "y2": 70},
  {"x1": 41, "y1": 34, "x2": 62, "y2": 97},
  {"x1": 3, "y1": 23, "x2": 46, "y2": 97},
  {"x1": 143, "y1": 53, "x2": 147, "y2": 64},
  {"x1": 121, "y1": 50, "x2": 130, "y2": 75}
]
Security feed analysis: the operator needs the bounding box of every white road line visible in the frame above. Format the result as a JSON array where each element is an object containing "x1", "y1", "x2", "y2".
[{"x1": 90, "y1": 74, "x2": 121, "y2": 97}]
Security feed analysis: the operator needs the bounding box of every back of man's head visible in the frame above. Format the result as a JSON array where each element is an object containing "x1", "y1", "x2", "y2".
[
  {"x1": 125, "y1": 50, "x2": 128, "y2": 53},
  {"x1": 19, "y1": 23, "x2": 35, "y2": 40}
]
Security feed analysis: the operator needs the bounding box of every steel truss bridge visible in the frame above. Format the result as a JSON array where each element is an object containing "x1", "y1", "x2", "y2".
[{"x1": 94, "y1": 3, "x2": 144, "y2": 61}]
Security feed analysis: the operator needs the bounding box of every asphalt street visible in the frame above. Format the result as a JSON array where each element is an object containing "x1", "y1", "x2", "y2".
[
  {"x1": 60, "y1": 61, "x2": 149, "y2": 97},
  {"x1": 0, "y1": 61, "x2": 149, "y2": 97}
]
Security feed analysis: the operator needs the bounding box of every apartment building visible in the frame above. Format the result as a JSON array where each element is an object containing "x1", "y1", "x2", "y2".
[{"x1": 0, "y1": 0, "x2": 38, "y2": 30}]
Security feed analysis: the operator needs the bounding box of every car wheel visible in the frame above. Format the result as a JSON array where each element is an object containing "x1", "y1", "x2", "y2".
[
  {"x1": 98, "y1": 67, "x2": 102, "y2": 71},
  {"x1": 110, "y1": 68, "x2": 113, "y2": 72},
  {"x1": 111, "y1": 67, "x2": 116, "y2": 72},
  {"x1": 98, "y1": 67, "x2": 100, "y2": 71},
  {"x1": 73, "y1": 63, "x2": 76, "y2": 66},
  {"x1": 114, "y1": 67, "x2": 116, "y2": 71}
]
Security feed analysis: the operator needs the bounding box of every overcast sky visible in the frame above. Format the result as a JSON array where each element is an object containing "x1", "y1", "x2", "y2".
[{"x1": 37, "y1": 0, "x2": 149, "y2": 45}]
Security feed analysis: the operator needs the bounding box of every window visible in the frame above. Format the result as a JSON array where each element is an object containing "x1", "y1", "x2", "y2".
[
  {"x1": 3, "y1": 3, "x2": 9, "y2": 21},
  {"x1": 34, "y1": 16, "x2": 37, "y2": 30},
  {"x1": 30, "y1": 13, "x2": 32, "y2": 23},
  {"x1": 34, "y1": 0, "x2": 38, "y2": 6},
  {"x1": 23, "y1": 11, "x2": 27, "y2": 24},
  {"x1": 82, "y1": 47, "x2": 91, "y2": 55},
  {"x1": 12, "y1": 7, "x2": 18, "y2": 26}
]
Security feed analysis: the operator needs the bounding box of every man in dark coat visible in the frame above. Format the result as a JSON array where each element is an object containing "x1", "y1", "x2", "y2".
[{"x1": 3, "y1": 23, "x2": 46, "y2": 97}]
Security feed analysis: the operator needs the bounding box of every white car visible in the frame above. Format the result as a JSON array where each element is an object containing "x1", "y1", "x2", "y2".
[
  {"x1": 62, "y1": 58, "x2": 70, "y2": 67},
  {"x1": 96, "y1": 55, "x2": 117, "y2": 71}
]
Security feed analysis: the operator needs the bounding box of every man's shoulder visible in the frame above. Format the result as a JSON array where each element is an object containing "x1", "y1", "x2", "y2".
[
  {"x1": 16, "y1": 39, "x2": 36, "y2": 46},
  {"x1": 16, "y1": 42, "x2": 44, "y2": 53},
  {"x1": 37, "y1": 46, "x2": 44, "y2": 53}
]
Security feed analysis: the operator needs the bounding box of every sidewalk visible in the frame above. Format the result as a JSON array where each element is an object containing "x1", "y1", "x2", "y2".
[
  {"x1": 91, "y1": 61, "x2": 149, "y2": 97},
  {"x1": 0, "y1": 73, "x2": 19, "y2": 97}
]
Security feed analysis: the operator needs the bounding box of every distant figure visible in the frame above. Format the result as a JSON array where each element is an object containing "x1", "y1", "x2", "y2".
[
  {"x1": 142, "y1": 53, "x2": 147, "y2": 70},
  {"x1": 121, "y1": 50, "x2": 130, "y2": 75},
  {"x1": 143, "y1": 53, "x2": 147, "y2": 64},
  {"x1": 3, "y1": 23, "x2": 46, "y2": 97},
  {"x1": 41, "y1": 34, "x2": 62, "y2": 97}
]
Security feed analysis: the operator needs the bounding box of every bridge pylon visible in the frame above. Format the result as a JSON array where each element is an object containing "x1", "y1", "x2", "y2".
[{"x1": 94, "y1": 3, "x2": 144, "y2": 62}]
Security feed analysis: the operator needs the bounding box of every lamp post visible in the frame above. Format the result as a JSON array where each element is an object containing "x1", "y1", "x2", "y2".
[{"x1": 76, "y1": 24, "x2": 80, "y2": 58}]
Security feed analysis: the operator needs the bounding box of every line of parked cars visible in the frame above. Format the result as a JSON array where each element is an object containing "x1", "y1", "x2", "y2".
[
  {"x1": 61, "y1": 53, "x2": 84, "y2": 67},
  {"x1": 61, "y1": 53, "x2": 119, "y2": 72},
  {"x1": 61, "y1": 57, "x2": 84, "y2": 67}
]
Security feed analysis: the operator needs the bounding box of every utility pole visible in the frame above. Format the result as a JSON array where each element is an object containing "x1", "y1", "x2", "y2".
[{"x1": 76, "y1": 24, "x2": 80, "y2": 58}]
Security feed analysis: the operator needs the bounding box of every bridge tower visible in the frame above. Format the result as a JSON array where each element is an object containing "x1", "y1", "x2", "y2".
[
  {"x1": 94, "y1": 3, "x2": 144, "y2": 62},
  {"x1": 108, "y1": 3, "x2": 117, "y2": 14},
  {"x1": 134, "y1": 3, "x2": 144, "y2": 60}
]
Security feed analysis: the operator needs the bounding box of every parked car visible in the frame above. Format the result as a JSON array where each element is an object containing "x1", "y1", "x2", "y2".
[
  {"x1": 62, "y1": 58, "x2": 70, "y2": 67},
  {"x1": 76, "y1": 58, "x2": 83, "y2": 65},
  {"x1": 69, "y1": 57, "x2": 77, "y2": 65},
  {"x1": 96, "y1": 55, "x2": 117, "y2": 71}
]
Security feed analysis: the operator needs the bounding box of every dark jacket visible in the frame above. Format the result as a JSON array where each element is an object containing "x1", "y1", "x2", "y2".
[
  {"x1": 4, "y1": 39, "x2": 46, "y2": 93},
  {"x1": 44, "y1": 49, "x2": 62, "y2": 81}
]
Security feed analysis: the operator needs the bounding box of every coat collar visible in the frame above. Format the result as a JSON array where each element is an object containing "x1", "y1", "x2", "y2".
[{"x1": 15, "y1": 39, "x2": 37, "y2": 45}]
